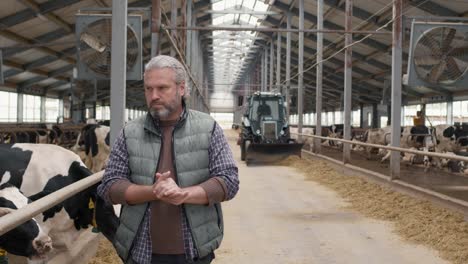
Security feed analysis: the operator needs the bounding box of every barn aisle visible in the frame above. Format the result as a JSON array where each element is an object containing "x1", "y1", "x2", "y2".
[{"x1": 215, "y1": 130, "x2": 448, "y2": 264}]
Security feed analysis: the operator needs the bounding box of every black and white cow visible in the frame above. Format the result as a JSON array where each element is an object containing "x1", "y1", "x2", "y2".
[
  {"x1": 72, "y1": 125, "x2": 110, "y2": 173},
  {"x1": 0, "y1": 144, "x2": 118, "y2": 262},
  {"x1": 0, "y1": 183, "x2": 52, "y2": 262}
]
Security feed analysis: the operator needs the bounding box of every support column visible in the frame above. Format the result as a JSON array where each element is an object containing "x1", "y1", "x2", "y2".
[
  {"x1": 276, "y1": 33, "x2": 281, "y2": 94},
  {"x1": 372, "y1": 103, "x2": 378, "y2": 128},
  {"x1": 390, "y1": 0, "x2": 403, "y2": 179},
  {"x1": 343, "y1": 0, "x2": 353, "y2": 163},
  {"x1": 298, "y1": 0, "x2": 304, "y2": 140},
  {"x1": 359, "y1": 103, "x2": 364, "y2": 128},
  {"x1": 264, "y1": 48, "x2": 268, "y2": 91},
  {"x1": 270, "y1": 39, "x2": 274, "y2": 91},
  {"x1": 17, "y1": 93, "x2": 23, "y2": 123},
  {"x1": 110, "y1": 0, "x2": 127, "y2": 146},
  {"x1": 170, "y1": 0, "x2": 177, "y2": 57},
  {"x1": 151, "y1": 0, "x2": 161, "y2": 57},
  {"x1": 186, "y1": 0, "x2": 192, "y2": 67},
  {"x1": 315, "y1": 0, "x2": 323, "y2": 153},
  {"x1": 40, "y1": 96, "x2": 46, "y2": 122},
  {"x1": 447, "y1": 99, "x2": 453, "y2": 124},
  {"x1": 286, "y1": 11, "x2": 292, "y2": 117}
]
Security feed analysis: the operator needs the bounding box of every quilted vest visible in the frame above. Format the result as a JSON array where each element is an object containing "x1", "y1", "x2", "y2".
[{"x1": 114, "y1": 110, "x2": 223, "y2": 263}]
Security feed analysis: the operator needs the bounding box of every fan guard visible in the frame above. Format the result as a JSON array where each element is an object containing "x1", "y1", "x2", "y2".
[
  {"x1": 413, "y1": 26, "x2": 468, "y2": 85},
  {"x1": 78, "y1": 18, "x2": 139, "y2": 76}
]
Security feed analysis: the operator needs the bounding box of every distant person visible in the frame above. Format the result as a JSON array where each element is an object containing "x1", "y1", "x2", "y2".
[
  {"x1": 98, "y1": 55, "x2": 239, "y2": 264},
  {"x1": 413, "y1": 111, "x2": 425, "y2": 127},
  {"x1": 257, "y1": 101, "x2": 271, "y2": 121}
]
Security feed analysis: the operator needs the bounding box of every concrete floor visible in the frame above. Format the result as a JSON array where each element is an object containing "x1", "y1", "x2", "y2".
[{"x1": 214, "y1": 132, "x2": 448, "y2": 264}]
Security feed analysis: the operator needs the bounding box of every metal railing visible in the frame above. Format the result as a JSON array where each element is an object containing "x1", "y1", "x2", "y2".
[
  {"x1": 291, "y1": 132, "x2": 468, "y2": 163},
  {"x1": 0, "y1": 171, "x2": 104, "y2": 236}
]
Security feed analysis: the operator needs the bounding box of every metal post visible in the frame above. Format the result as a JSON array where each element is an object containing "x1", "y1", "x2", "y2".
[
  {"x1": 372, "y1": 103, "x2": 378, "y2": 128},
  {"x1": 359, "y1": 103, "x2": 364, "y2": 128},
  {"x1": 276, "y1": 33, "x2": 281, "y2": 93},
  {"x1": 343, "y1": 0, "x2": 353, "y2": 163},
  {"x1": 171, "y1": 0, "x2": 177, "y2": 57},
  {"x1": 315, "y1": 0, "x2": 323, "y2": 153},
  {"x1": 286, "y1": 11, "x2": 292, "y2": 116},
  {"x1": 40, "y1": 96, "x2": 46, "y2": 122},
  {"x1": 17, "y1": 93, "x2": 23, "y2": 123},
  {"x1": 390, "y1": 0, "x2": 402, "y2": 179},
  {"x1": 447, "y1": 99, "x2": 453, "y2": 124},
  {"x1": 110, "y1": 0, "x2": 127, "y2": 146},
  {"x1": 151, "y1": 0, "x2": 161, "y2": 57},
  {"x1": 270, "y1": 39, "x2": 274, "y2": 91},
  {"x1": 186, "y1": 0, "x2": 192, "y2": 67},
  {"x1": 298, "y1": 0, "x2": 304, "y2": 140},
  {"x1": 264, "y1": 48, "x2": 268, "y2": 92},
  {"x1": 261, "y1": 53, "x2": 265, "y2": 92}
]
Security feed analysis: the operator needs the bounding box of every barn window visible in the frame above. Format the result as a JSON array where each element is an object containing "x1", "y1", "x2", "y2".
[
  {"x1": 0, "y1": 91, "x2": 17, "y2": 123},
  {"x1": 23, "y1": 94, "x2": 41, "y2": 123},
  {"x1": 45, "y1": 98, "x2": 60, "y2": 123}
]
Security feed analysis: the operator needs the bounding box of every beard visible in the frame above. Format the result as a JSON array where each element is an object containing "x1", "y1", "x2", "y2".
[{"x1": 148, "y1": 93, "x2": 181, "y2": 120}]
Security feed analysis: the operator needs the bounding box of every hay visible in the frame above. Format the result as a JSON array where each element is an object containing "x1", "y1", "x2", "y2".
[
  {"x1": 87, "y1": 238, "x2": 122, "y2": 264},
  {"x1": 278, "y1": 156, "x2": 468, "y2": 264}
]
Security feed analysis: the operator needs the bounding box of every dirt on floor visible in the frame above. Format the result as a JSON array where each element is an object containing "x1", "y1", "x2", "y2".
[{"x1": 277, "y1": 156, "x2": 468, "y2": 264}]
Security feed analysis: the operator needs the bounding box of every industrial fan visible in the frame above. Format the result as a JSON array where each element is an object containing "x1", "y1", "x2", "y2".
[
  {"x1": 75, "y1": 14, "x2": 142, "y2": 80},
  {"x1": 406, "y1": 22, "x2": 468, "y2": 88}
]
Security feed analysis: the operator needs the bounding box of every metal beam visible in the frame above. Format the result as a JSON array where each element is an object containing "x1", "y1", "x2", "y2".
[
  {"x1": 315, "y1": 0, "x2": 323, "y2": 154},
  {"x1": 298, "y1": 0, "x2": 304, "y2": 140},
  {"x1": 343, "y1": 0, "x2": 352, "y2": 164},
  {"x1": 390, "y1": 0, "x2": 403, "y2": 180},
  {"x1": 18, "y1": 0, "x2": 72, "y2": 32}
]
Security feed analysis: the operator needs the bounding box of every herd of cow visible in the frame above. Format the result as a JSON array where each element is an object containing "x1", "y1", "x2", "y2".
[
  {"x1": 0, "y1": 122, "x2": 114, "y2": 263},
  {"x1": 290, "y1": 124, "x2": 468, "y2": 174}
]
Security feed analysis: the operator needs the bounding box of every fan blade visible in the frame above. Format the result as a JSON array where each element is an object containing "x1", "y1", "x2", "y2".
[
  {"x1": 414, "y1": 55, "x2": 440, "y2": 66},
  {"x1": 419, "y1": 34, "x2": 442, "y2": 57},
  {"x1": 427, "y1": 62, "x2": 446, "y2": 84},
  {"x1": 449, "y1": 46, "x2": 468, "y2": 60},
  {"x1": 441, "y1": 28, "x2": 456, "y2": 53},
  {"x1": 81, "y1": 33, "x2": 106, "y2": 53},
  {"x1": 446, "y1": 57, "x2": 462, "y2": 79}
]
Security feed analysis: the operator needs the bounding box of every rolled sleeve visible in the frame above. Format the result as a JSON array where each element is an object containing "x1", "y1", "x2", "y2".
[
  {"x1": 97, "y1": 129, "x2": 131, "y2": 205},
  {"x1": 208, "y1": 122, "x2": 239, "y2": 201},
  {"x1": 199, "y1": 177, "x2": 227, "y2": 205}
]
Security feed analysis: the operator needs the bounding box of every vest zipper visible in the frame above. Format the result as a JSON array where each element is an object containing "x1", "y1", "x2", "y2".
[{"x1": 172, "y1": 123, "x2": 200, "y2": 261}]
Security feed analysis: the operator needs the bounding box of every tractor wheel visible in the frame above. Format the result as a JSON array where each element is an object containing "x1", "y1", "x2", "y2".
[{"x1": 241, "y1": 140, "x2": 246, "y2": 161}]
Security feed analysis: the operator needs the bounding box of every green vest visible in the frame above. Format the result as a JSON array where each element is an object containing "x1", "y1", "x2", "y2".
[{"x1": 114, "y1": 110, "x2": 223, "y2": 263}]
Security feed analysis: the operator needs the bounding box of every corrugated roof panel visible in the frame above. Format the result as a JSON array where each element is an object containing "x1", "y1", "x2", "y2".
[
  {"x1": 41, "y1": 60, "x2": 70, "y2": 72},
  {"x1": 9, "y1": 18, "x2": 60, "y2": 40},
  {"x1": 7, "y1": 71, "x2": 38, "y2": 83},
  {"x1": 0, "y1": 0, "x2": 26, "y2": 18},
  {"x1": 9, "y1": 49, "x2": 50, "y2": 63}
]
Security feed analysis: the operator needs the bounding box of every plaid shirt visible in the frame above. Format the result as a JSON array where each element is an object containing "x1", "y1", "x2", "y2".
[{"x1": 97, "y1": 113, "x2": 239, "y2": 264}]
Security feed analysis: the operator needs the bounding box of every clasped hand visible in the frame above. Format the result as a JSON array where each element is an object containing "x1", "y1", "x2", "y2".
[{"x1": 152, "y1": 171, "x2": 189, "y2": 205}]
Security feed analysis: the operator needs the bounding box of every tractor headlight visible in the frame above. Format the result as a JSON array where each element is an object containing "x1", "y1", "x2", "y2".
[
  {"x1": 243, "y1": 117, "x2": 250, "y2": 127},
  {"x1": 280, "y1": 130, "x2": 285, "y2": 135},
  {"x1": 256, "y1": 129, "x2": 261, "y2": 134}
]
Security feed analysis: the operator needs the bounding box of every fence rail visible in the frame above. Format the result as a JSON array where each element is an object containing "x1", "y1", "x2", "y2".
[
  {"x1": 0, "y1": 171, "x2": 104, "y2": 236},
  {"x1": 291, "y1": 132, "x2": 468, "y2": 163}
]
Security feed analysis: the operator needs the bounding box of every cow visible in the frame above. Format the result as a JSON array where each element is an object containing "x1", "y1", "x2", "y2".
[
  {"x1": 0, "y1": 183, "x2": 53, "y2": 262},
  {"x1": 0, "y1": 144, "x2": 118, "y2": 263},
  {"x1": 429, "y1": 125, "x2": 468, "y2": 168},
  {"x1": 290, "y1": 127, "x2": 315, "y2": 151},
  {"x1": 72, "y1": 124, "x2": 110, "y2": 173}
]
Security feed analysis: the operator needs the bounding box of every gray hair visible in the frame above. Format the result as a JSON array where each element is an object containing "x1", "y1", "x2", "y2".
[{"x1": 144, "y1": 55, "x2": 190, "y2": 99}]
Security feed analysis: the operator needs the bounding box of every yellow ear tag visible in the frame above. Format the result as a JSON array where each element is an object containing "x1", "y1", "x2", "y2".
[{"x1": 88, "y1": 198, "x2": 97, "y2": 228}]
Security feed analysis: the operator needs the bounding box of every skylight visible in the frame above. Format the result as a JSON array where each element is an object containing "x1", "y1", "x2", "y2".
[{"x1": 210, "y1": 0, "x2": 269, "y2": 102}]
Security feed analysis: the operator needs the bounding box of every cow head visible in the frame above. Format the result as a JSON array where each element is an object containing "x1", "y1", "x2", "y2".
[
  {"x1": 28, "y1": 162, "x2": 118, "y2": 243},
  {"x1": 444, "y1": 126, "x2": 468, "y2": 146},
  {"x1": 0, "y1": 184, "x2": 52, "y2": 260}
]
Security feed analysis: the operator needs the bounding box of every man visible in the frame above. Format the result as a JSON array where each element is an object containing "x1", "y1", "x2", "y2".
[
  {"x1": 413, "y1": 110, "x2": 425, "y2": 127},
  {"x1": 257, "y1": 100, "x2": 271, "y2": 121},
  {"x1": 98, "y1": 55, "x2": 239, "y2": 264}
]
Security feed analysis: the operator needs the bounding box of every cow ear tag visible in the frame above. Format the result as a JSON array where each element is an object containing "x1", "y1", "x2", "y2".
[
  {"x1": 0, "y1": 248, "x2": 7, "y2": 264},
  {"x1": 88, "y1": 199, "x2": 99, "y2": 233}
]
